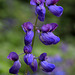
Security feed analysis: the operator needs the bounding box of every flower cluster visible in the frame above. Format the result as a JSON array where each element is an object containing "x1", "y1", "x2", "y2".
[
  {"x1": 7, "y1": 0, "x2": 64, "y2": 74},
  {"x1": 39, "y1": 53, "x2": 55, "y2": 72},
  {"x1": 7, "y1": 52, "x2": 21, "y2": 74},
  {"x1": 30, "y1": 0, "x2": 63, "y2": 21},
  {"x1": 39, "y1": 23, "x2": 60, "y2": 45},
  {"x1": 22, "y1": 22, "x2": 38, "y2": 72}
]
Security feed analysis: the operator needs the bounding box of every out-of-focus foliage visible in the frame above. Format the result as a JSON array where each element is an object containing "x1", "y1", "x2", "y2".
[{"x1": 0, "y1": 0, "x2": 75, "y2": 75}]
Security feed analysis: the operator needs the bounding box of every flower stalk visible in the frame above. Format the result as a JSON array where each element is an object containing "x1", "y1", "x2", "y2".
[{"x1": 32, "y1": 15, "x2": 38, "y2": 48}]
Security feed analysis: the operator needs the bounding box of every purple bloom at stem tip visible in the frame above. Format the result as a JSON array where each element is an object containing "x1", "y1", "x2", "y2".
[
  {"x1": 41, "y1": 25, "x2": 50, "y2": 33},
  {"x1": 7, "y1": 52, "x2": 19, "y2": 61},
  {"x1": 24, "y1": 54, "x2": 34, "y2": 65},
  {"x1": 40, "y1": 61, "x2": 55, "y2": 72},
  {"x1": 9, "y1": 60, "x2": 21, "y2": 74}
]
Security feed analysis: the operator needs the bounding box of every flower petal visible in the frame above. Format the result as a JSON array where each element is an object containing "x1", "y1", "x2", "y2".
[
  {"x1": 48, "y1": 5, "x2": 63, "y2": 17},
  {"x1": 35, "y1": 5, "x2": 46, "y2": 21},
  {"x1": 47, "y1": 32, "x2": 60, "y2": 44},
  {"x1": 30, "y1": 0, "x2": 45, "y2": 6},
  {"x1": 46, "y1": 0, "x2": 59, "y2": 6},
  {"x1": 9, "y1": 60, "x2": 21, "y2": 74},
  {"x1": 46, "y1": 23, "x2": 58, "y2": 32},
  {"x1": 7, "y1": 52, "x2": 19, "y2": 61},
  {"x1": 21, "y1": 22, "x2": 33, "y2": 32},
  {"x1": 39, "y1": 33, "x2": 55, "y2": 45},
  {"x1": 23, "y1": 45, "x2": 32, "y2": 54},
  {"x1": 39, "y1": 53, "x2": 47, "y2": 61},
  {"x1": 24, "y1": 54, "x2": 33, "y2": 65},
  {"x1": 41, "y1": 25, "x2": 50, "y2": 33},
  {"x1": 30, "y1": 59, "x2": 38, "y2": 72},
  {"x1": 24, "y1": 31, "x2": 34, "y2": 45},
  {"x1": 40, "y1": 61, "x2": 55, "y2": 72}
]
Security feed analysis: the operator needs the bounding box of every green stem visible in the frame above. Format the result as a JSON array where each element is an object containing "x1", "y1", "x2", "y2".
[
  {"x1": 32, "y1": 15, "x2": 38, "y2": 48},
  {"x1": 25, "y1": 15, "x2": 38, "y2": 75}
]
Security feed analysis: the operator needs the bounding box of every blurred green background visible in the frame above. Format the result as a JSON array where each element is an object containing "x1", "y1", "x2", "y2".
[{"x1": 0, "y1": 0, "x2": 75, "y2": 75}]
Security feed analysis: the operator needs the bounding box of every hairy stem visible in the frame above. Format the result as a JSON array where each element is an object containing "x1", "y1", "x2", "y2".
[{"x1": 32, "y1": 15, "x2": 38, "y2": 48}]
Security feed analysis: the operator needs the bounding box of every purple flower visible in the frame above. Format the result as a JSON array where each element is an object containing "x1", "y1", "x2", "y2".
[
  {"x1": 41, "y1": 23, "x2": 58, "y2": 32},
  {"x1": 48, "y1": 5, "x2": 63, "y2": 17},
  {"x1": 39, "y1": 32, "x2": 60, "y2": 45},
  {"x1": 23, "y1": 45, "x2": 32, "y2": 54},
  {"x1": 39, "y1": 32, "x2": 54, "y2": 45},
  {"x1": 9, "y1": 60, "x2": 21, "y2": 74},
  {"x1": 46, "y1": 0, "x2": 59, "y2": 6},
  {"x1": 35, "y1": 5, "x2": 46, "y2": 21},
  {"x1": 24, "y1": 31, "x2": 34, "y2": 45},
  {"x1": 24, "y1": 54, "x2": 34, "y2": 65},
  {"x1": 45, "y1": 0, "x2": 63, "y2": 17},
  {"x1": 7, "y1": 52, "x2": 19, "y2": 61},
  {"x1": 30, "y1": 0, "x2": 45, "y2": 6},
  {"x1": 47, "y1": 32, "x2": 60, "y2": 44},
  {"x1": 21, "y1": 22, "x2": 33, "y2": 32},
  {"x1": 39, "y1": 53, "x2": 47, "y2": 61},
  {"x1": 30, "y1": 59, "x2": 38, "y2": 72},
  {"x1": 40, "y1": 61, "x2": 55, "y2": 72}
]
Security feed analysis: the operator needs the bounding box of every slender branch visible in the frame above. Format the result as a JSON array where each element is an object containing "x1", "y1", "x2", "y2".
[
  {"x1": 18, "y1": 53, "x2": 24, "y2": 56},
  {"x1": 32, "y1": 15, "x2": 38, "y2": 48}
]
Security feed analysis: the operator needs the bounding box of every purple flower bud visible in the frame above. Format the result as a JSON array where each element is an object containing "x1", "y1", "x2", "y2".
[
  {"x1": 24, "y1": 54, "x2": 33, "y2": 65},
  {"x1": 7, "y1": 52, "x2": 19, "y2": 61},
  {"x1": 24, "y1": 31, "x2": 34, "y2": 45},
  {"x1": 21, "y1": 22, "x2": 33, "y2": 32},
  {"x1": 48, "y1": 5, "x2": 63, "y2": 17},
  {"x1": 46, "y1": 0, "x2": 59, "y2": 6},
  {"x1": 46, "y1": 23, "x2": 58, "y2": 32},
  {"x1": 23, "y1": 45, "x2": 32, "y2": 54},
  {"x1": 39, "y1": 32, "x2": 60, "y2": 45},
  {"x1": 30, "y1": 59, "x2": 38, "y2": 72},
  {"x1": 9, "y1": 60, "x2": 21, "y2": 74},
  {"x1": 30, "y1": 0, "x2": 45, "y2": 6},
  {"x1": 40, "y1": 61, "x2": 55, "y2": 72},
  {"x1": 35, "y1": 5, "x2": 46, "y2": 21},
  {"x1": 39, "y1": 53, "x2": 47, "y2": 61}
]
